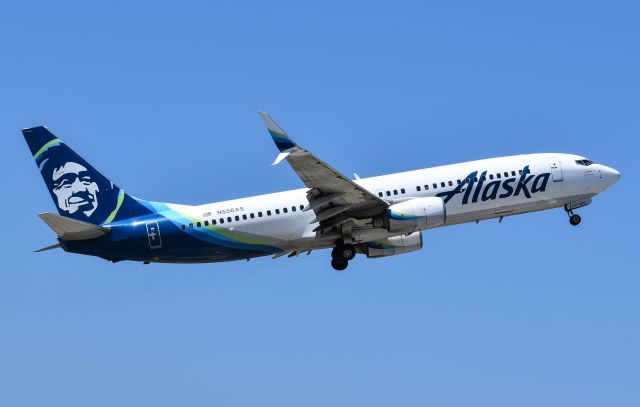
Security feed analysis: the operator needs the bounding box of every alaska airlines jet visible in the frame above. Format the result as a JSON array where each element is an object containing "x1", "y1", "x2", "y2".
[{"x1": 23, "y1": 113, "x2": 620, "y2": 270}]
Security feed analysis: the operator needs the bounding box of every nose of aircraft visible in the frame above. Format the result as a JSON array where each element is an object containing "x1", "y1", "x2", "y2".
[{"x1": 601, "y1": 165, "x2": 621, "y2": 188}]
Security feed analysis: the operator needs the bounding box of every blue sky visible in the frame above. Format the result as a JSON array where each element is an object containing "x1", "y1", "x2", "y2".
[{"x1": 1, "y1": 1, "x2": 638, "y2": 405}]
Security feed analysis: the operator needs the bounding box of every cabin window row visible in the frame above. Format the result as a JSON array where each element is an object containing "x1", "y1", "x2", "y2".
[
  {"x1": 181, "y1": 204, "x2": 306, "y2": 230},
  {"x1": 376, "y1": 169, "x2": 525, "y2": 197},
  {"x1": 413, "y1": 170, "x2": 523, "y2": 192},
  {"x1": 378, "y1": 188, "x2": 406, "y2": 197}
]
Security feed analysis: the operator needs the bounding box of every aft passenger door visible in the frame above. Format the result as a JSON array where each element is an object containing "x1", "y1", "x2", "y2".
[{"x1": 548, "y1": 158, "x2": 563, "y2": 182}]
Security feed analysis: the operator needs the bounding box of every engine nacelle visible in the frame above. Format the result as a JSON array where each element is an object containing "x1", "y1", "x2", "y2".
[
  {"x1": 379, "y1": 197, "x2": 446, "y2": 232},
  {"x1": 364, "y1": 231, "x2": 423, "y2": 258}
]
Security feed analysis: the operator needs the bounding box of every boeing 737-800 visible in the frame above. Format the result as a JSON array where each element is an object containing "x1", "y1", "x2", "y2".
[{"x1": 23, "y1": 113, "x2": 620, "y2": 270}]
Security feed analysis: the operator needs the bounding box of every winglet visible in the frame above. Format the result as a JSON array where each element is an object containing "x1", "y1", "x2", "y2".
[
  {"x1": 258, "y1": 112, "x2": 298, "y2": 154},
  {"x1": 273, "y1": 151, "x2": 291, "y2": 166}
]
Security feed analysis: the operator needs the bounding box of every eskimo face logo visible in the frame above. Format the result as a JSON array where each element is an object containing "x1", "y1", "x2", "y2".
[{"x1": 51, "y1": 162, "x2": 100, "y2": 217}]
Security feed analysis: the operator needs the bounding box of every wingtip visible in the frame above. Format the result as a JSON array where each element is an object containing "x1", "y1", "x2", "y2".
[{"x1": 273, "y1": 152, "x2": 291, "y2": 165}]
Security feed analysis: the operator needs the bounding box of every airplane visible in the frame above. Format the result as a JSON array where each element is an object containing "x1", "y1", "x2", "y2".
[{"x1": 23, "y1": 113, "x2": 620, "y2": 270}]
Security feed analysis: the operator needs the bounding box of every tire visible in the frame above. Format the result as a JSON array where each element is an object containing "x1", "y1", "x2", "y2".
[
  {"x1": 570, "y1": 214, "x2": 581, "y2": 226},
  {"x1": 332, "y1": 244, "x2": 356, "y2": 261},
  {"x1": 331, "y1": 259, "x2": 349, "y2": 271},
  {"x1": 340, "y1": 244, "x2": 356, "y2": 261}
]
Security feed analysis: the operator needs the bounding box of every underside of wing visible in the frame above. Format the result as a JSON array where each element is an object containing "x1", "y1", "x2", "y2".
[{"x1": 258, "y1": 112, "x2": 388, "y2": 235}]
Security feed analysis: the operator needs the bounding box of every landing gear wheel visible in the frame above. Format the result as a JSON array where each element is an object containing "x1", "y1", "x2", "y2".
[
  {"x1": 332, "y1": 244, "x2": 356, "y2": 261},
  {"x1": 569, "y1": 214, "x2": 582, "y2": 226},
  {"x1": 331, "y1": 258, "x2": 349, "y2": 271}
]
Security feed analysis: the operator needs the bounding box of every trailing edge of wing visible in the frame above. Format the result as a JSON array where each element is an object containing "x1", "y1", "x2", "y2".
[{"x1": 38, "y1": 212, "x2": 111, "y2": 241}]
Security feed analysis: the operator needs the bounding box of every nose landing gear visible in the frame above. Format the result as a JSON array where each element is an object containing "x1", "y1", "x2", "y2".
[
  {"x1": 331, "y1": 243, "x2": 356, "y2": 271},
  {"x1": 567, "y1": 209, "x2": 582, "y2": 226}
]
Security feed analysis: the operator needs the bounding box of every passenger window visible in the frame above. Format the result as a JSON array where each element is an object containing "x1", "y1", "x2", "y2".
[
  {"x1": 457, "y1": 180, "x2": 461, "y2": 185},
  {"x1": 378, "y1": 192, "x2": 383, "y2": 197},
  {"x1": 300, "y1": 205, "x2": 304, "y2": 210},
  {"x1": 386, "y1": 191, "x2": 391, "y2": 196},
  {"x1": 181, "y1": 224, "x2": 186, "y2": 230},
  {"x1": 250, "y1": 213, "x2": 255, "y2": 219},
  {"x1": 440, "y1": 182, "x2": 445, "y2": 187},
  {"x1": 489, "y1": 174, "x2": 494, "y2": 180},
  {"x1": 504, "y1": 172, "x2": 509, "y2": 177},
  {"x1": 393, "y1": 190, "x2": 398, "y2": 195},
  {"x1": 189, "y1": 223, "x2": 193, "y2": 228},
  {"x1": 497, "y1": 173, "x2": 501, "y2": 179},
  {"x1": 425, "y1": 185, "x2": 429, "y2": 190},
  {"x1": 212, "y1": 219, "x2": 217, "y2": 225},
  {"x1": 511, "y1": 171, "x2": 516, "y2": 176},
  {"x1": 448, "y1": 181, "x2": 453, "y2": 186},
  {"x1": 283, "y1": 208, "x2": 288, "y2": 213},
  {"x1": 416, "y1": 186, "x2": 421, "y2": 191},
  {"x1": 258, "y1": 212, "x2": 263, "y2": 217},
  {"x1": 267, "y1": 210, "x2": 272, "y2": 216},
  {"x1": 196, "y1": 222, "x2": 201, "y2": 228},
  {"x1": 227, "y1": 217, "x2": 232, "y2": 222},
  {"x1": 433, "y1": 183, "x2": 437, "y2": 189},
  {"x1": 292, "y1": 206, "x2": 296, "y2": 212},
  {"x1": 401, "y1": 188, "x2": 405, "y2": 194},
  {"x1": 243, "y1": 214, "x2": 247, "y2": 220},
  {"x1": 518, "y1": 170, "x2": 523, "y2": 175},
  {"x1": 204, "y1": 220, "x2": 209, "y2": 226},
  {"x1": 219, "y1": 219, "x2": 224, "y2": 224},
  {"x1": 235, "y1": 215, "x2": 240, "y2": 221},
  {"x1": 275, "y1": 209, "x2": 280, "y2": 214}
]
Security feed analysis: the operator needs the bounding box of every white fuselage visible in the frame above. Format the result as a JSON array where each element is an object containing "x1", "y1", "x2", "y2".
[{"x1": 166, "y1": 153, "x2": 619, "y2": 253}]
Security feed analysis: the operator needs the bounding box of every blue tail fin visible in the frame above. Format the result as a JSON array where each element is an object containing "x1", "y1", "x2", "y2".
[{"x1": 22, "y1": 126, "x2": 154, "y2": 225}]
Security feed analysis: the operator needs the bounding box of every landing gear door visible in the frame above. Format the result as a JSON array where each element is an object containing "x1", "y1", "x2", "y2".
[
  {"x1": 548, "y1": 158, "x2": 563, "y2": 182},
  {"x1": 146, "y1": 221, "x2": 162, "y2": 250}
]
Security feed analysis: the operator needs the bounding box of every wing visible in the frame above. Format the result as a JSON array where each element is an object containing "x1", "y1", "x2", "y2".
[{"x1": 258, "y1": 112, "x2": 388, "y2": 234}]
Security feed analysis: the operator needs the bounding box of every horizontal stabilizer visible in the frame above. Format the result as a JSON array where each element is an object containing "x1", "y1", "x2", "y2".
[
  {"x1": 38, "y1": 212, "x2": 110, "y2": 241},
  {"x1": 33, "y1": 243, "x2": 62, "y2": 253}
]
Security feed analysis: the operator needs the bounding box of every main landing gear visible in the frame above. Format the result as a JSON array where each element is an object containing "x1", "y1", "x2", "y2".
[
  {"x1": 331, "y1": 243, "x2": 356, "y2": 271},
  {"x1": 566, "y1": 209, "x2": 582, "y2": 226}
]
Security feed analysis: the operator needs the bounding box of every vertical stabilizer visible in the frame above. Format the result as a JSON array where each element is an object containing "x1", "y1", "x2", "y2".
[{"x1": 22, "y1": 126, "x2": 154, "y2": 225}]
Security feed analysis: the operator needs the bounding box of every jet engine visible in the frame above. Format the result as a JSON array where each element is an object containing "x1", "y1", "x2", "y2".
[
  {"x1": 363, "y1": 231, "x2": 423, "y2": 258},
  {"x1": 372, "y1": 197, "x2": 446, "y2": 233}
]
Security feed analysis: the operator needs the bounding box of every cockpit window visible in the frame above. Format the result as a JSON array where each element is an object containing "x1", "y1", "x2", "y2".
[{"x1": 576, "y1": 159, "x2": 594, "y2": 166}]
